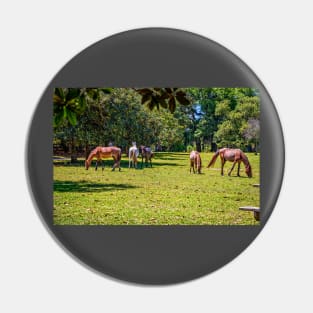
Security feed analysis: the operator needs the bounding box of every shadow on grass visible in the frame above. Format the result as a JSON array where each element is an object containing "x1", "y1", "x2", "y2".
[
  {"x1": 153, "y1": 153, "x2": 187, "y2": 161},
  {"x1": 139, "y1": 161, "x2": 182, "y2": 168},
  {"x1": 54, "y1": 180, "x2": 138, "y2": 193}
]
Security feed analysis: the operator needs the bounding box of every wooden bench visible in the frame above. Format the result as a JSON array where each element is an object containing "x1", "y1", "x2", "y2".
[{"x1": 239, "y1": 206, "x2": 260, "y2": 221}]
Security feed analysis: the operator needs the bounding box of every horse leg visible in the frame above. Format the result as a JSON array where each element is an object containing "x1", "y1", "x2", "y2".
[
  {"x1": 111, "y1": 157, "x2": 116, "y2": 171},
  {"x1": 101, "y1": 159, "x2": 104, "y2": 172},
  {"x1": 237, "y1": 161, "x2": 241, "y2": 176},
  {"x1": 113, "y1": 159, "x2": 121, "y2": 171},
  {"x1": 221, "y1": 159, "x2": 225, "y2": 176},
  {"x1": 228, "y1": 161, "x2": 236, "y2": 176},
  {"x1": 115, "y1": 160, "x2": 121, "y2": 171},
  {"x1": 95, "y1": 159, "x2": 99, "y2": 171},
  {"x1": 149, "y1": 157, "x2": 152, "y2": 168}
]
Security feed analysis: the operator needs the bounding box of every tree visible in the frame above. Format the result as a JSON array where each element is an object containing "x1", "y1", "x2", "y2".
[
  {"x1": 53, "y1": 87, "x2": 261, "y2": 159},
  {"x1": 53, "y1": 88, "x2": 191, "y2": 127},
  {"x1": 214, "y1": 95, "x2": 260, "y2": 149},
  {"x1": 243, "y1": 119, "x2": 260, "y2": 153}
]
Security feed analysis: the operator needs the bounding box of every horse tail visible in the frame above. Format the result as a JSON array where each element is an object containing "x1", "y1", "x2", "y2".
[{"x1": 207, "y1": 150, "x2": 219, "y2": 168}]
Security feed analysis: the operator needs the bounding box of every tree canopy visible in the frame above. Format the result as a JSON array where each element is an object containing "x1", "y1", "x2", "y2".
[{"x1": 53, "y1": 87, "x2": 260, "y2": 160}]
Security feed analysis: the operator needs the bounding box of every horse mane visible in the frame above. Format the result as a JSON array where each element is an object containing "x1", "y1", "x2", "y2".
[
  {"x1": 240, "y1": 150, "x2": 252, "y2": 177},
  {"x1": 86, "y1": 147, "x2": 97, "y2": 162},
  {"x1": 240, "y1": 151, "x2": 250, "y2": 168}
]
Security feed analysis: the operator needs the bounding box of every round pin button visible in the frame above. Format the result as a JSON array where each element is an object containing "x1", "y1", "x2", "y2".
[{"x1": 27, "y1": 28, "x2": 284, "y2": 284}]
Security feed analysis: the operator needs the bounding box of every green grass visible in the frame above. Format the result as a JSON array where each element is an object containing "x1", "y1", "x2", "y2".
[{"x1": 53, "y1": 152, "x2": 260, "y2": 225}]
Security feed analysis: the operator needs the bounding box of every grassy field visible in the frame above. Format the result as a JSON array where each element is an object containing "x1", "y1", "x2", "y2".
[{"x1": 53, "y1": 152, "x2": 260, "y2": 225}]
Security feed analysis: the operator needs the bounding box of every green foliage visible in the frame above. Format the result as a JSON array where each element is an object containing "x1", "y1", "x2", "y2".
[
  {"x1": 54, "y1": 89, "x2": 190, "y2": 154},
  {"x1": 135, "y1": 88, "x2": 190, "y2": 113},
  {"x1": 54, "y1": 152, "x2": 260, "y2": 225},
  {"x1": 188, "y1": 88, "x2": 260, "y2": 150},
  {"x1": 53, "y1": 87, "x2": 260, "y2": 157},
  {"x1": 214, "y1": 95, "x2": 260, "y2": 148},
  {"x1": 186, "y1": 145, "x2": 195, "y2": 152},
  {"x1": 53, "y1": 88, "x2": 112, "y2": 127}
]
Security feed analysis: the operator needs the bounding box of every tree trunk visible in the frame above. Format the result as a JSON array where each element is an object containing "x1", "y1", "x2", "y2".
[
  {"x1": 84, "y1": 142, "x2": 89, "y2": 160},
  {"x1": 70, "y1": 137, "x2": 78, "y2": 163},
  {"x1": 211, "y1": 142, "x2": 217, "y2": 152},
  {"x1": 196, "y1": 139, "x2": 201, "y2": 152}
]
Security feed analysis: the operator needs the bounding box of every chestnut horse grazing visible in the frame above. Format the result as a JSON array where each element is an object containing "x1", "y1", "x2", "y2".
[
  {"x1": 85, "y1": 146, "x2": 121, "y2": 171},
  {"x1": 207, "y1": 148, "x2": 252, "y2": 177},
  {"x1": 128, "y1": 142, "x2": 139, "y2": 168},
  {"x1": 140, "y1": 146, "x2": 154, "y2": 168},
  {"x1": 189, "y1": 151, "x2": 202, "y2": 174}
]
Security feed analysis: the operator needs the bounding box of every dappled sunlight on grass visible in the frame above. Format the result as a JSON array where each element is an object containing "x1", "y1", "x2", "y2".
[{"x1": 53, "y1": 152, "x2": 260, "y2": 225}]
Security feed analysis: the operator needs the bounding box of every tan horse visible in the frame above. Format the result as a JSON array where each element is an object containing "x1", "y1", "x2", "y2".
[
  {"x1": 190, "y1": 151, "x2": 202, "y2": 174},
  {"x1": 207, "y1": 148, "x2": 252, "y2": 177},
  {"x1": 85, "y1": 146, "x2": 121, "y2": 171}
]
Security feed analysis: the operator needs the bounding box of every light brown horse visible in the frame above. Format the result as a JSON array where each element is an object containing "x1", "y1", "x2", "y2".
[
  {"x1": 207, "y1": 148, "x2": 252, "y2": 177},
  {"x1": 140, "y1": 146, "x2": 154, "y2": 168},
  {"x1": 189, "y1": 151, "x2": 202, "y2": 174},
  {"x1": 85, "y1": 146, "x2": 121, "y2": 171}
]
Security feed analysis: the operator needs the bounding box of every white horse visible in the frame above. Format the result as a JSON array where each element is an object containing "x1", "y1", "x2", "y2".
[{"x1": 129, "y1": 142, "x2": 139, "y2": 168}]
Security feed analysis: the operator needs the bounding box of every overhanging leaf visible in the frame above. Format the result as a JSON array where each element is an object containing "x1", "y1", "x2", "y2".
[
  {"x1": 67, "y1": 88, "x2": 80, "y2": 100},
  {"x1": 168, "y1": 97, "x2": 176, "y2": 113},
  {"x1": 53, "y1": 111, "x2": 64, "y2": 127},
  {"x1": 67, "y1": 109, "x2": 78, "y2": 126},
  {"x1": 175, "y1": 91, "x2": 190, "y2": 106},
  {"x1": 141, "y1": 93, "x2": 151, "y2": 105},
  {"x1": 54, "y1": 88, "x2": 65, "y2": 101},
  {"x1": 101, "y1": 88, "x2": 112, "y2": 94}
]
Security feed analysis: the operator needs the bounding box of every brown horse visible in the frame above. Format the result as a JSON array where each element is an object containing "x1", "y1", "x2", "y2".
[
  {"x1": 207, "y1": 148, "x2": 252, "y2": 177},
  {"x1": 140, "y1": 146, "x2": 154, "y2": 168},
  {"x1": 85, "y1": 146, "x2": 121, "y2": 171},
  {"x1": 190, "y1": 151, "x2": 202, "y2": 174}
]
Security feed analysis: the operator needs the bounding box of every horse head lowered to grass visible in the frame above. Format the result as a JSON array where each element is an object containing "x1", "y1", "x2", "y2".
[
  {"x1": 85, "y1": 146, "x2": 121, "y2": 171},
  {"x1": 207, "y1": 148, "x2": 252, "y2": 177}
]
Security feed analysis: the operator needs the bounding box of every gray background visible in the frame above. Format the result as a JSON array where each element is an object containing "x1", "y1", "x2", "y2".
[{"x1": 27, "y1": 28, "x2": 284, "y2": 284}]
